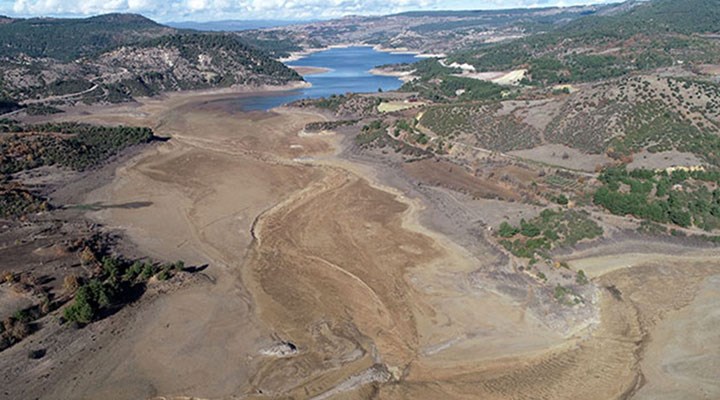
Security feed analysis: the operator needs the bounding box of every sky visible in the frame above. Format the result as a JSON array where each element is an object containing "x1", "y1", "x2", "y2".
[{"x1": 1, "y1": 0, "x2": 611, "y2": 22}]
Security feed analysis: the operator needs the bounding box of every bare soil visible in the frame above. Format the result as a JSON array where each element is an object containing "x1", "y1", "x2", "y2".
[{"x1": 3, "y1": 88, "x2": 718, "y2": 400}]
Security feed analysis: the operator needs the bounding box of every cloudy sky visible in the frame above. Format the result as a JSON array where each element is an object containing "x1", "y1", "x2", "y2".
[{"x1": 1, "y1": 0, "x2": 609, "y2": 21}]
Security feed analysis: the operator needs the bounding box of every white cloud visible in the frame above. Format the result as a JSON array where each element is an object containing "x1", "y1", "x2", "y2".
[{"x1": 2, "y1": 0, "x2": 609, "y2": 21}]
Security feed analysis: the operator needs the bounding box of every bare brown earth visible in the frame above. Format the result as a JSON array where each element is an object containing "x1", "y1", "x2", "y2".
[
  {"x1": 402, "y1": 158, "x2": 520, "y2": 201},
  {"x1": 15, "y1": 89, "x2": 720, "y2": 399}
]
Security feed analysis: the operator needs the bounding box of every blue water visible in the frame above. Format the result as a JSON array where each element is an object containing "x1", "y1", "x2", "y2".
[{"x1": 227, "y1": 46, "x2": 420, "y2": 111}]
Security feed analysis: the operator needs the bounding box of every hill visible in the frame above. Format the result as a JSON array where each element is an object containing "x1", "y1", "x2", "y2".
[
  {"x1": 92, "y1": 34, "x2": 301, "y2": 100},
  {"x1": 0, "y1": 14, "x2": 302, "y2": 106},
  {"x1": 353, "y1": 0, "x2": 720, "y2": 190},
  {"x1": 418, "y1": 75, "x2": 720, "y2": 164},
  {"x1": 446, "y1": 0, "x2": 720, "y2": 84},
  {"x1": 0, "y1": 14, "x2": 171, "y2": 61}
]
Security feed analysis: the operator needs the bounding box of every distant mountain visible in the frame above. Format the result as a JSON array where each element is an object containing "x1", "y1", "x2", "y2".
[
  {"x1": 167, "y1": 19, "x2": 314, "y2": 32},
  {"x1": 237, "y1": 3, "x2": 619, "y2": 55},
  {"x1": 0, "y1": 14, "x2": 303, "y2": 106}
]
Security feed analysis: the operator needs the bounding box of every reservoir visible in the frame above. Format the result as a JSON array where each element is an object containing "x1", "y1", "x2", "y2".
[{"x1": 225, "y1": 46, "x2": 420, "y2": 111}]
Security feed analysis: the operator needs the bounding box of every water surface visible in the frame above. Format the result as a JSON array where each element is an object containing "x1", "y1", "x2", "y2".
[{"x1": 225, "y1": 46, "x2": 420, "y2": 111}]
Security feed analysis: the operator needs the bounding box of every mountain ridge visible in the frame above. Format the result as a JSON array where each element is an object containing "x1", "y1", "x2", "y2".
[{"x1": 0, "y1": 13, "x2": 303, "y2": 106}]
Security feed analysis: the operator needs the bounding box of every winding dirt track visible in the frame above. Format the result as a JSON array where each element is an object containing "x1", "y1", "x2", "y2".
[{"x1": 48, "y1": 91, "x2": 720, "y2": 400}]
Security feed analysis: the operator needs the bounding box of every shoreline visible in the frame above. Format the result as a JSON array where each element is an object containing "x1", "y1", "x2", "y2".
[
  {"x1": 279, "y1": 43, "x2": 445, "y2": 64},
  {"x1": 369, "y1": 67, "x2": 417, "y2": 83},
  {"x1": 289, "y1": 65, "x2": 332, "y2": 75},
  {"x1": 158, "y1": 80, "x2": 310, "y2": 99},
  {"x1": 35, "y1": 81, "x2": 312, "y2": 123}
]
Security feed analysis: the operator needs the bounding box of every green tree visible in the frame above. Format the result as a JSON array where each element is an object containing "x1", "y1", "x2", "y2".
[
  {"x1": 498, "y1": 221, "x2": 519, "y2": 238},
  {"x1": 520, "y1": 219, "x2": 541, "y2": 237},
  {"x1": 63, "y1": 285, "x2": 96, "y2": 324}
]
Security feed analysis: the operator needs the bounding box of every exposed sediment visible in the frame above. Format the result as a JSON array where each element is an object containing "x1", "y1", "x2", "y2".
[{"x1": 14, "y1": 89, "x2": 719, "y2": 400}]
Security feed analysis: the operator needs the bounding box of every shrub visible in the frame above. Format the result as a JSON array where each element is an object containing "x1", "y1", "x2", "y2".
[
  {"x1": 28, "y1": 349, "x2": 46, "y2": 359},
  {"x1": 172, "y1": 261, "x2": 185, "y2": 272},
  {"x1": 124, "y1": 261, "x2": 144, "y2": 281},
  {"x1": 576, "y1": 269, "x2": 589, "y2": 285},
  {"x1": 141, "y1": 263, "x2": 156, "y2": 280},
  {"x1": 79, "y1": 246, "x2": 97, "y2": 266},
  {"x1": 498, "y1": 221, "x2": 519, "y2": 238},
  {"x1": 520, "y1": 219, "x2": 541, "y2": 237},
  {"x1": 157, "y1": 270, "x2": 170, "y2": 281}
]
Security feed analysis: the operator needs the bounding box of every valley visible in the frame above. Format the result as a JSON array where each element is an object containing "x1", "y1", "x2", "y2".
[
  {"x1": 1, "y1": 0, "x2": 720, "y2": 399},
  {"x1": 1, "y1": 82, "x2": 717, "y2": 400}
]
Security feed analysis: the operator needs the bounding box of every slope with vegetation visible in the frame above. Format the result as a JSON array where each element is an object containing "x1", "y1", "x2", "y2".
[
  {"x1": 497, "y1": 208, "x2": 603, "y2": 259},
  {"x1": 340, "y1": 0, "x2": 720, "y2": 245},
  {"x1": 0, "y1": 14, "x2": 171, "y2": 61},
  {"x1": 0, "y1": 14, "x2": 302, "y2": 107},
  {"x1": 448, "y1": 0, "x2": 720, "y2": 84},
  {"x1": 0, "y1": 116, "x2": 192, "y2": 354},
  {"x1": 0, "y1": 120, "x2": 156, "y2": 219},
  {"x1": 414, "y1": 74, "x2": 720, "y2": 163},
  {"x1": 594, "y1": 166, "x2": 720, "y2": 231},
  {"x1": 0, "y1": 121, "x2": 156, "y2": 173}
]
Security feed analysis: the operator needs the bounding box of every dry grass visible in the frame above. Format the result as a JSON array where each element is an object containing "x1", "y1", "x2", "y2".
[{"x1": 378, "y1": 101, "x2": 424, "y2": 113}]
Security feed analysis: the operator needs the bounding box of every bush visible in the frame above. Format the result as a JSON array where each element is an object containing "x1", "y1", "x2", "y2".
[
  {"x1": 141, "y1": 263, "x2": 156, "y2": 280},
  {"x1": 63, "y1": 275, "x2": 79, "y2": 294},
  {"x1": 124, "y1": 261, "x2": 144, "y2": 281},
  {"x1": 520, "y1": 219, "x2": 541, "y2": 237},
  {"x1": 576, "y1": 269, "x2": 589, "y2": 285},
  {"x1": 498, "y1": 221, "x2": 519, "y2": 238},
  {"x1": 173, "y1": 260, "x2": 185, "y2": 271},
  {"x1": 157, "y1": 270, "x2": 170, "y2": 281},
  {"x1": 28, "y1": 348, "x2": 46, "y2": 359}
]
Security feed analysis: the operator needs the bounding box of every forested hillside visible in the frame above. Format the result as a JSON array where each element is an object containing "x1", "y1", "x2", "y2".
[
  {"x1": 0, "y1": 14, "x2": 302, "y2": 107},
  {"x1": 0, "y1": 14, "x2": 171, "y2": 61},
  {"x1": 447, "y1": 0, "x2": 720, "y2": 84}
]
